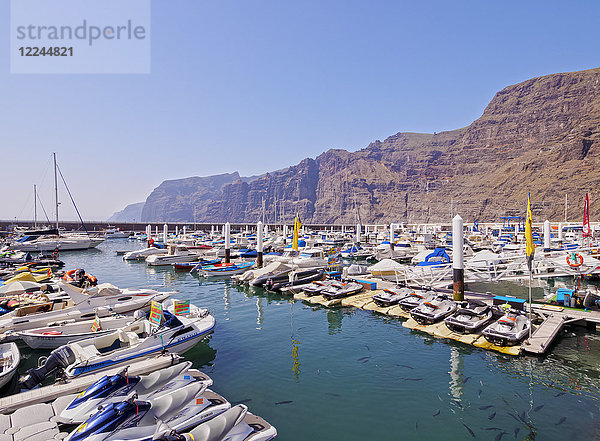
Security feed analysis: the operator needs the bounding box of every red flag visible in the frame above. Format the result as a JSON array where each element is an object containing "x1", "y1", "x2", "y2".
[{"x1": 583, "y1": 193, "x2": 592, "y2": 238}]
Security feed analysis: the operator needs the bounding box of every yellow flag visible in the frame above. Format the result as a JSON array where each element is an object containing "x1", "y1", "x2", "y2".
[
  {"x1": 525, "y1": 193, "x2": 535, "y2": 269},
  {"x1": 293, "y1": 213, "x2": 302, "y2": 251}
]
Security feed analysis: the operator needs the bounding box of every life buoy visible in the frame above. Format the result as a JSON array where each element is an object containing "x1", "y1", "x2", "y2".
[
  {"x1": 567, "y1": 253, "x2": 584, "y2": 268},
  {"x1": 62, "y1": 269, "x2": 98, "y2": 286}
]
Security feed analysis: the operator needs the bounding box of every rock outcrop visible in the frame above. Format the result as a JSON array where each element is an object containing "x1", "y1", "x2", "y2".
[{"x1": 136, "y1": 67, "x2": 600, "y2": 224}]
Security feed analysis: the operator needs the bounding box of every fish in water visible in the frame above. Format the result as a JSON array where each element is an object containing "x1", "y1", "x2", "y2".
[
  {"x1": 556, "y1": 416, "x2": 566, "y2": 425},
  {"x1": 404, "y1": 378, "x2": 423, "y2": 381},
  {"x1": 533, "y1": 405, "x2": 544, "y2": 412},
  {"x1": 275, "y1": 400, "x2": 293, "y2": 405},
  {"x1": 361, "y1": 359, "x2": 369, "y2": 363},
  {"x1": 433, "y1": 409, "x2": 440, "y2": 416},
  {"x1": 325, "y1": 393, "x2": 341, "y2": 397},
  {"x1": 483, "y1": 427, "x2": 503, "y2": 431},
  {"x1": 463, "y1": 376, "x2": 471, "y2": 384},
  {"x1": 488, "y1": 412, "x2": 496, "y2": 420},
  {"x1": 462, "y1": 423, "x2": 476, "y2": 438},
  {"x1": 502, "y1": 397, "x2": 510, "y2": 406},
  {"x1": 397, "y1": 364, "x2": 414, "y2": 369},
  {"x1": 555, "y1": 392, "x2": 565, "y2": 397},
  {"x1": 415, "y1": 421, "x2": 419, "y2": 430},
  {"x1": 495, "y1": 432, "x2": 507, "y2": 441},
  {"x1": 514, "y1": 427, "x2": 520, "y2": 438},
  {"x1": 357, "y1": 356, "x2": 370, "y2": 362},
  {"x1": 479, "y1": 405, "x2": 493, "y2": 410},
  {"x1": 365, "y1": 345, "x2": 370, "y2": 351},
  {"x1": 478, "y1": 389, "x2": 482, "y2": 398}
]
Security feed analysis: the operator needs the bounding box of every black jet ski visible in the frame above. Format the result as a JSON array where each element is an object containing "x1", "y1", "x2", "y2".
[
  {"x1": 302, "y1": 280, "x2": 336, "y2": 297},
  {"x1": 321, "y1": 281, "x2": 363, "y2": 300},
  {"x1": 410, "y1": 293, "x2": 457, "y2": 325},
  {"x1": 372, "y1": 287, "x2": 412, "y2": 307},
  {"x1": 481, "y1": 309, "x2": 531, "y2": 346},
  {"x1": 444, "y1": 299, "x2": 496, "y2": 334},
  {"x1": 398, "y1": 289, "x2": 437, "y2": 311},
  {"x1": 265, "y1": 269, "x2": 324, "y2": 292}
]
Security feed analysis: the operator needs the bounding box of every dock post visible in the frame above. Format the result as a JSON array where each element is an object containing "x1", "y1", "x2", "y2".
[
  {"x1": 389, "y1": 223, "x2": 395, "y2": 250},
  {"x1": 452, "y1": 214, "x2": 465, "y2": 301},
  {"x1": 283, "y1": 224, "x2": 288, "y2": 244},
  {"x1": 544, "y1": 220, "x2": 551, "y2": 252},
  {"x1": 558, "y1": 222, "x2": 563, "y2": 243},
  {"x1": 224, "y1": 222, "x2": 231, "y2": 263},
  {"x1": 356, "y1": 223, "x2": 361, "y2": 246},
  {"x1": 163, "y1": 224, "x2": 168, "y2": 244},
  {"x1": 257, "y1": 221, "x2": 263, "y2": 268},
  {"x1": 146, "y1": 224, "x2": 151, "y2": 247},
  {"x1": 183, "y1": 225, "x2": 187, "y2": 237}
]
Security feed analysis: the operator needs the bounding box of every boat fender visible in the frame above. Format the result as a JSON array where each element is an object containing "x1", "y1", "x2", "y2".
[{"x1": 20, "y1": 345, "x2": 76, "y2": 390}]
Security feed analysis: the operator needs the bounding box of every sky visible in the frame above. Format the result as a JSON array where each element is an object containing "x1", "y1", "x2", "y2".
[{"x1": 0, "y1": 0, "x2": 598, "y2": 221}]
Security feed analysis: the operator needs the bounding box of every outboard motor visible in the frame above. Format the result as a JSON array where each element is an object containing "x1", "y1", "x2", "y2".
[{"x1": 20, "y1": 345, "x2": 76, "y2": 389}]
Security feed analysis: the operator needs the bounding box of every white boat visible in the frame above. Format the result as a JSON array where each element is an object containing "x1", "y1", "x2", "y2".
[
  {"x1": 123, "y1": 247, "x2": 167, "y2": 261},
  {"x1": 368, "y1": 258, "x2": 404, "y2": 280},
  {"x1": 103, "y1": 227, "x2": 130, "y2": 239},
  {"x1": 0, "y1": 282, "x2": 173, "y2": 338},
  {"x1": 288, "y1": 248, "x2": 329, "y2": 268},
  {"x1": 21, "y1": 299, "x2": 215, "y2": 388},
  {"x1": 18, "y1": 314, "x2": 140, "y2": 349},
  {"x1": 0, "y1": 343, "x2": 20, "y2": 388},
  {"x1": 8, "y1": 234, "x2": 105, "y2": 252},
  {"x1": 146, "y1": 248, "x2": 199, "y2": 266}
]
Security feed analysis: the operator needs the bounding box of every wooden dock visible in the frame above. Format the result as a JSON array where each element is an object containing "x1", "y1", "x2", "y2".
[
  {"x1": 521, "y1": 315, "x2": 566, "y2": 355},
  {"x1": 0, "y1": 353, "x2": 182, "y2": 414}
]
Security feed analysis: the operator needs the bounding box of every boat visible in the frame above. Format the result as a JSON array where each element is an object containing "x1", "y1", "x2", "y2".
[
  {"x1": 7, "y1": 233, "x2": 105, "y2": 252},
  {"x1": 18, "y1": 313, "x2": 141, "y2": 349},
  {"x1": 237, "y1": 262, "x2": 292, "y2": 286},
  {"x1": 410, "y1": 293, "x2": 457, "y2": 325},
  {"x1": 199, "y1": 261, "x2": 255, "y2": 277},
  {"x1": 20, "y1": 299, "x2": 215, "y2": 388},
  {"x1": 372, "y1": 286, "x2": 412, "y2": 307},
  {"x1": 444, "y1": 299, "x2": 496, "y2": 333},
  {"x1": 367, "y1": 259, "x2": 404, "y2": 281},
  {"x1": 103, "y1": 227, "x2": 130, "y2": 239},
  {"x1": 57, "y1": 361, "x2": 207, "y2": 424},
  {"x1": 321, "y1": 281, "x2": 363, "y2": 300},
  {"x1": 64, "y1": 381, "x2": 230, "y2": 441},
  {"x1": 152, "y1": 404, "x2": 277, "y2": 441},
  {"x1": 398, "y1": 289, "x2": 437, "y2": 311},
  {"x1": 265, "y1": 268, "x2": 325, "y2": 292},
  {"x1": 173, "y1": 259, "x2": 220, "y2": 271},
  {"x1": 302, "y1": 279, "x2": 336, "y2": 297},
  {"x1": 0, "y1": 343, "x2": 20, "y2": 388},
  {"x1": 123, "y1": 247, "x2": 167, "y2": 261},
  {"x1": 481, "y1": 309, "x2": 531, "y2": 346},
  {"x1": 0, "y1": 282, "x2": 173, "y2": 338},
  {"x1": 146, "y1": 247, "x2": 200, "y2": 267}
]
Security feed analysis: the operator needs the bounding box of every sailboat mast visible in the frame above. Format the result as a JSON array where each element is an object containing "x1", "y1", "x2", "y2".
[
  {"x1": 53, "y1": 152, "x2": 59, "y2": 233},
  {"x1": 33, "y1": 184, "x2": 37, "y2": 228}
]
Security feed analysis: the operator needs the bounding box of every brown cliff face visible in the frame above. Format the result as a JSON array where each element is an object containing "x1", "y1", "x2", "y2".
[{"x1": 139, "y1": 67, "x2": 600, "y2": 224}]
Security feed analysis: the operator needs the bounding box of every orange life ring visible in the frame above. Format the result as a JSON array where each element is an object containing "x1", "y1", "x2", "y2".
[
  {"x1": 566, "y1": 253, "x2": 584, "y2": 268},
  {"x1": 62, "y1": 270, "x2": 98, "y2": 285}
]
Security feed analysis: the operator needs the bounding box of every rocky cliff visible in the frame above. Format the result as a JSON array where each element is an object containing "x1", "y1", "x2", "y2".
[
  {"x1": 107, "y1": 202, "x2": 145, "y2": 223},
  {"x1": 137, "y1": 67, "x2": 600, "y2": 224}
]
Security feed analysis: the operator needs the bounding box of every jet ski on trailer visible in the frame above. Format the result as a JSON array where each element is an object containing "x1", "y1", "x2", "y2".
[
  {"x1": 410, "y1": 293, "x2": 457, "y2": 325},
  {"x1": 372, "y1": 286, "x2": 412, "y2": 307},
  {"x1": 321, "y1": 281, "x2": 363, "y2": 300},
  {"x1": 444, "y1": 299, "x2": 497, "y2": 334}
]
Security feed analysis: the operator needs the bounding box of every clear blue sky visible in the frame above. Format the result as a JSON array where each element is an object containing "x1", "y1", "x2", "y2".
[{"x1": 0, "y1": 0, "x2": 597, "y2": 221}]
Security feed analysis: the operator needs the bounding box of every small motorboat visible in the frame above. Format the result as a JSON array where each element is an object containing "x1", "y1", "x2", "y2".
[
  {"x1": 444, "y1": 299, "x2": 496, "y2": 334},
  {"x1": 0, "y1": 343, "x2": 20, "y2": 389},
  {"x1": 372, "y1": 287, "x2": 412, "y2": 307},
  {"x1": 57, "y1": 361, "x2": 210, "y2": 424},
  {"x1": 302, "y1": 280, "x2": 337, "y2": 297},
  {"x1": 20, "y1": 300, "x2": 215, "y2": 389},
  {"x1": 146, "y1": 249, "x2": 199, "y2": 266},
  {"x1": 410, "y1": 294, "x2": 457, "y2": 325},
  {"x1": 152, "y1": 404, "x2": 277, "y2": 441},
  {"x1": 482, "y1": 309, "x2": 531, "y2": 346},
  {"x1": 199, "y1": 261, "x2": 255, "y2": 277},
  {"x1": 18, "y1": 313, "x2": 141, "y2": 349},
  {"x1": 398, "y1": 289, "x2": 437, "y2": 311},
  {"x1": 64, "y1": 381, "x2": 231, "y2": 441},
  {"x1": 123, "y1": 247, "x2": 166, "y2": 261},
  {"x1": 321, "y1": 281, "x2": 363, "y2": 300}
]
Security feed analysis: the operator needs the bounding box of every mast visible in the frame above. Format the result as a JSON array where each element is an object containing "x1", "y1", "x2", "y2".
[
  {"x1": 33, "y1": 184, "x2": 37, "y2": 228},
  {"x1": 564, "y1": 194, "x2": 568, "y2": 223},
  {"x1": 53, "y1": 152, "x2": 59, "y2": 233}
]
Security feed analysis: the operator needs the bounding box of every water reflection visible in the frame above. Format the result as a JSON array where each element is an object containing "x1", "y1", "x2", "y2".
[
  {"x1": 223, "y1": 284, "x2": 231, "y2": 313},
  {"x1": 256, "y1": 297, "x2": 263, "y2": 329},
  {"x1": 449, "y1": 347, "x2": 464, "y2": 401},
  {"x1": 326, "y1": 309, "x2": 343, "y2": 335}
]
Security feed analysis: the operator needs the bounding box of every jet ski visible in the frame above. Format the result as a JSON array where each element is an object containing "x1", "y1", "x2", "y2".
[
  {"x1": 152, "y1": 404, "x2": 277, "y2": 441},
  {"x1": 410, "y1": 293, "x2": 457, "y2": 325},
  {"x1": 398, "y1": 289, "x2": 437, "y2": 311},
  {"x1": 321, "y1": 281, "x2": 363, "y2": 300},
  {"x1": 482, "y1": 309, "x2": 531, "y2": 346},
  {"x1": 444, "y1": 299, "x2": 496, "y2": 334},
  {"x1": 302, "y1": 280, "x2": 336, "y2": 297},
  {"x1": 57, "y1": 361, "x2": 212, "y2": 424},
  {"x1": 64, "y1": 381, "x2": 231, "y2": 441},
  {"x1": 372, "y1": 287, "x2": 412, "y2": 307}
]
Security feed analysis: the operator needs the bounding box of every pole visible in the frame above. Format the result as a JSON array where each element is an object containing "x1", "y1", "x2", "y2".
[
  {"x1": 257, "y1": 221, "x2": 263, "y2": 268},
  {"x1": 452, "y1": 214, "x2": 464, "y2": 301},
  {"x1": 543, "y1": 220, "x2": 551, "y2": 252},
  {"x1": 528, "y1": 271, "x2": 532, "y2": 339},
  {"x1": 356, "y1": 223, "x2": 361, "y2": 245},
  {"x1": 53, "y1": 152, "x2": 59, "y2": 232},
  {"x1": 389, "y1": 223, "x2": 395, "y2": 250},
  {"x1": 224, "y1": 222, "x2": 231, "y2": 263},
  {"x1": 565, "y1": 194, "x2": 568, "y2": 223},
  {"x1": 163, "y1": 224, "x2": 168, "y2": 244},
  {"x1": 283, "y1": 224, "x2": 288, "y2": 244},
  {"x1": 33, "y1": 184, "x2": 37, "y2": 228}
]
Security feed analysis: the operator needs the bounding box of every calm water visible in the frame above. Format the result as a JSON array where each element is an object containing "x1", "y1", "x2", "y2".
[{"x1": 17, "y1": 240, "x2": 600, "y2": 440}]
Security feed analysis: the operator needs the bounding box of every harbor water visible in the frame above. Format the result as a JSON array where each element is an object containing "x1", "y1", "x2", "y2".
[{"x1": 14, "y1": 239, "x2": 600, "y2": 440}]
